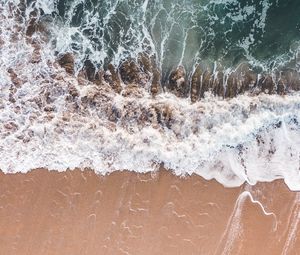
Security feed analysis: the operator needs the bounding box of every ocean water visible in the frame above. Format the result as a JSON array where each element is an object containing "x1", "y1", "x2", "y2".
[
  {"x1": 27, "y1": 0, "x2": 300, "y2": 74},
  {"x1": 0, "y1": 0, "x2": 300, "y2": 190}
]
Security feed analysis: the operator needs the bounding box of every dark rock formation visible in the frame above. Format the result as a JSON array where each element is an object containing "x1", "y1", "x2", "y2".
[
  {"x1": 44, "y1": 105, "x2": 56, "y2": 112},
  {"x1": 276, "y1": 79, "x2": 285, "y2": 95},
  {"x1": 260, "y1": 75, "x2": 274, "y2": 94},
  {"x1": 153, "y1": 105, "x2": 173, "y2": 129},
  {"x1": 7, "y1": 68, "x2": 22, "y2": 87},
  {"x1": 26, "y1": 9, "x2": 38, "y2": 37},
  {"x1": 105, "y1": 64, "x2": 122, "y2": 93},
  {"x1": 58, "y1": 53, "x2": 74, "y2": 75},
  {"x1": 138, "y1": 53, "x2": 152, "y2": 75},
  {"x1": 282, "y1": 70, "x2": 300, "y2": 91},
  {"x1": 212, "y1": 71, "x2": 224, "y2": 97},
  {"x1": 191, "y1": 65, "x2": 202, "y2": 102},
  {"x1": 200, "y1": 70, "x2": 211, "y2": 98},
  {"x1": 56, "y1": 52, "x2": 300, "y2": 102},
  {"x1": 94, "y1": 69, "x2": 104, "y2": 86},
  {"x1": 83, "y1": 59, "x2": 96, "y2": 82},
  {"x1": 168, "y1": 65, "x2": 187, "y2": 97},
  {"x1": 138, "y1": 54, "x2": 161, "y2": 96},
  {"x1": 151, "y1": 67, "x2": 161, "y2": 96},
  {"x1": 240, "y1": 69, "x2": 256, "y2": 94},
  {"x1": 68, "y1": 84, "x2": 79, "y2": 98},
  {"x1": 225, "y1": 73, "x2": 238, "y2": 98},
  {"x1": 119, "y1": 60, "x2": 141, "y2": 85}
]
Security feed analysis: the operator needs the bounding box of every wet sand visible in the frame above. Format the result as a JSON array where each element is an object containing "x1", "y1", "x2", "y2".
[{"x1": 0, "y1": 169, "x2": 299, "y2": 255}]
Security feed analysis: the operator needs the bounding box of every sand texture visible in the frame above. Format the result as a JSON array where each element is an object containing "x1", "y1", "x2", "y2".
[{"x1": 0, "y1": 169, "x2": 299, "y2": 255}]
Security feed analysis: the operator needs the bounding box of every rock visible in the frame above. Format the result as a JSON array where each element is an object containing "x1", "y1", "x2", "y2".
[
  {"x1": 138, "y1": 54, "x2": 162, "y2": 95},
  {"x1": 7, "y1": 68, "x2": 22, "y2": 87},
  {"x1": 0, "y1": 38, "x2": 4, "y2": 47},
  {"x1": 225, "y1": 73, "x2": 238, "y2": 98},
  {"x1": 30, "y1": 40, "x2": 42, "y2": 63},
  {"x1": 77, "y1": 70, "x2": 88, "y2": 85},
  {"x1": 83, "y1": 59, "x2": 96, "y2": 81},
  {"x1": 58, "y1": 53, "x2": 75, "y2": 75},
  {"x1": 105, "y1": 64, "x2": 122, "y2": 93},
  {"x1": 168, "y1": 65, "x2": 187, "y2": 97},
  {"x1": 119, "y1": 60, "x2": 141, "y2": 84},
  {"x1": 282, "y1": 70, "x2": 300, "y2": 91},
  {"x1": 107, "y1": 106, "x2": 121, "y2": 122},
  {"x1": 94, "y1": 69, "x2": 104, "y2": 86},
  {"x1": 122, "y1": 84, "x2": 144, "y2": 98},
  {"x1": 276, "y1": 79, "x2": 286, "y2": 95},
  {"x1": 261, "y1": 75, "x2": 274, "y2": 94},
  {"x1": 68, "y1": 84, "x2": 79, "y2": 97},
  {"x1": 240, "y1": 69, "x2": 256, "y2": 93},
  {"x1": 26, "y1": 9, "x2": 38, "y2": 37},
  {"x1": 8, "y1": 93, "x2": 16, "y2": 103},
  {"x1": 151, "y1": 67, "x2": 161, "y2": 96},
  {"x1": 120, "y1": 59, "x2": 150, "y2": 87},
  {"x1": 44, "y1": 105, "x2": 55, "y2": 112},
  {"x1": 4, "y1": 121, "x2": 18, "y2": 131},
  {"x1": 153, "y1": 105, "x2": 173, "y2": 129},
  {"x1": 213, "y1": 71, "x2": 224, "y2": 97},
  {"x1": 138, "y1": 53, "x2": 152, "y2": 75},
  {"x1": 253, "y1": 74, "x2": 273, "y2": 95},
  {"x1": 191, "y1": 65, "x2": 202, "y2": 102},
  {"x1": 31, "y1": 48, "x2": 41, "y2": 63},
  {"x1": 200, "y1": 70, "x2": 211, "y2": 98}
]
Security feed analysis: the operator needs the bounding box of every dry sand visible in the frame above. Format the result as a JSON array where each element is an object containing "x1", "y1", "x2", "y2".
[{"x1": 0, "y1": 169, "x2": 299, "y2": 255}]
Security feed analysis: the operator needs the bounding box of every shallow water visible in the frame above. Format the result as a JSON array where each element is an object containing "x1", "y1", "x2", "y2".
[
  {"x1": 28, "y1": 0, "x2": 300, "y2": 74},
  {"x1": 1, "y1": 0, "x2": 300, "y2": 189}
]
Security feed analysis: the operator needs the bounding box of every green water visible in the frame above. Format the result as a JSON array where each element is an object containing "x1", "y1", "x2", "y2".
[{"x1": 48, "y1": 0, "x2": 300, "y2": 75}]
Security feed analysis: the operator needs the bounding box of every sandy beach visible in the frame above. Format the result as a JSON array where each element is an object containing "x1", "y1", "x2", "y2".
[{"x1": 0, "y1": 169, "x2": 299, "y2": 255}]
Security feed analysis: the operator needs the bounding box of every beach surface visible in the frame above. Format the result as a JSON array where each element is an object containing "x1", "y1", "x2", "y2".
[{"x1": 0, "y1": 169, "x2": 299, "y2": 255}]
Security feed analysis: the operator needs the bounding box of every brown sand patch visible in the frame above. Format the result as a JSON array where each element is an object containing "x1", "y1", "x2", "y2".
[{"x1": 0, "y1": 169, "x2": 299, "y2": 255}]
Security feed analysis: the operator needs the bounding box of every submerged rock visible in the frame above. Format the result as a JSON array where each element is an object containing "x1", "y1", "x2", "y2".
[
  {"x1": 55, "y1": 53, "x2": 300, "y2": 102},
  {"x1": 138, "y1": 53, "x2": 152, "y2": 75},
  {"x1": 151, "y1": 66, "x2": 161, "y2": 96},
  {"x1": 225, "y1": 73, "x2": 238, "y2": 98},
  {"x1": 83, "y1": 59, "x2": 96, "y2": 82},
  {"x1": 260, "y1": 75, "x2": 275, "y2": 94},
  {"x1": 240, "y1": 69, "x2": 256, "y2": 94},
  {"x1": 282, "y1": 70, "x2": 300, "y2": 92},
  {"x1": 200, "y1": 70, "x2": 211, "y2": 98},
  {"x1": 276, "y1": 79, "x2": 286, "y2": 95},
  {"x1": 68, "y1": 84, "x2": 79, "y2": 98},
  {"x1": 191, "y1": 65, "x2": 202, "y2": 102},
  {"x1": 168, "y1": 65, "x2": 188, "y2": 97},
  {"x1": 57, "y1": 53, "x2": 74, "y2": 75},
  {"x1": 213, "y1": 71, "x2": 224, "y2": 97},
  {"x1": 94, "y1": 69, "x2": 104, "y2": 86},
  {"x1": 105, "y1": 64, "x2": 122, "y2": 93},
  {"x1": 7, "y1": 68, "x2": 22, "y2": 87},
  {"x1": 26, "y1": 9, "x2": 38, "y2": 37},
  {"x1": 119, "y1": 60, "x2": 143, "y2": 85}
]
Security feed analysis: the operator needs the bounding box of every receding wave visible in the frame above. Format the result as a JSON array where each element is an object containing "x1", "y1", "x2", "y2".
[{"x1": 1, "y1": 0, "x2": 300, "y2": 190}]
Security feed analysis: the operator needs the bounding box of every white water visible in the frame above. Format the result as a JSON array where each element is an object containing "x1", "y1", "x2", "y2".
[{"x1": 1, "y1": 1, "x2": 300, "y2": 191}]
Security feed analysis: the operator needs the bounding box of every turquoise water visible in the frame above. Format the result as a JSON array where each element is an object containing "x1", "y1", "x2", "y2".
[{"x1": 39, "y1": 0, "x2": 300, "y2": 76}]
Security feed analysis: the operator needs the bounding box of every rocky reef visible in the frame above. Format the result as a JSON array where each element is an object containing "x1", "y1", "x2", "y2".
[
  {"x1": 56, "y1": 51, "x2": 300, "y2": 102},
  {"x1": 8, "y1": 0, "x2": 300, "y2": 104}
]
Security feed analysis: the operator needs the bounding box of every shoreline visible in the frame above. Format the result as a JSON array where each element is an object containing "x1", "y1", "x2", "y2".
[{"x1": 1, "y1": 168, "x2": 299, "y2": 254}]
